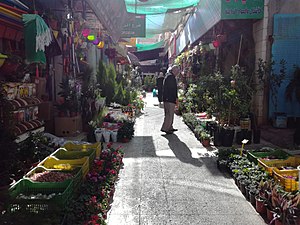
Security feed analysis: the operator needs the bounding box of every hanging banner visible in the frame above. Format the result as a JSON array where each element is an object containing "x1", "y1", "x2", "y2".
[
  {"x1": 121, "y1": 14, "x2": 146, "y2": 38},
  {"x1": 221, "y1": 0, "x2": 264, "y2": 20},
  {"x1": 86, "y1": 0, "x2": 129, "y2": 43}
]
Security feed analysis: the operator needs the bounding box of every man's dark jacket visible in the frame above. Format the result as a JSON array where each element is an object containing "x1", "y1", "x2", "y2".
[{"x1": 162, "y1": 72, "x2": 177, "y2": 104}]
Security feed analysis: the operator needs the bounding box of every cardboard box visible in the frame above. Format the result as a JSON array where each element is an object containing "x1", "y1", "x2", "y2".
[
  {"x1": 54, "y1": 115, "x2": 82, "y2": 137},
  {"x1": 38, "y1": 101, "x2": 53, "y2": 121}
]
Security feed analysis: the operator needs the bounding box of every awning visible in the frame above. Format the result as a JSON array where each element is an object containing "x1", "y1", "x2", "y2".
[
  {"x1": 127, "y1": 52, "x2": 140, "y2": 66},
  {"x1": 85, "y1": 0, "x2": 129, "y2": 43},
  {"x1": 1, "y1": 0, "x2": 29, "y2": 11},
  {"x1": 130, "y1": 47, "x2": 164, "y2": 61},
  {"x1": 136, "y1": 40, "x2": 164, "y2": 52}
]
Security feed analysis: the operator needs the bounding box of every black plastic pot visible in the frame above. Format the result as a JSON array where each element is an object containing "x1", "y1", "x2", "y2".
[
  {"x1": 236, "y1": 130, "x2": 252, "y2": 145},
  {"x1": 213, "y1": 125, "x2": 223, "y2": 146},
  {"x1": 253, "y1": 129, "x2": 261, "y2": 144},
  {"x1": 221, "y1": 128, "x2": 235, "y2": 147}
]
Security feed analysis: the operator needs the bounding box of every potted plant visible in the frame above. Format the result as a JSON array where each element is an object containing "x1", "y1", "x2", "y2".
[
  {"x1": 117, "y1": 120, "x2": 135, "y2": 142},
  {"x1": 193, "y1": 125, "x2": 204, "y2": 141},
  {"x1": 200, "y1": 131, "x2": 211, "y2": 147}
]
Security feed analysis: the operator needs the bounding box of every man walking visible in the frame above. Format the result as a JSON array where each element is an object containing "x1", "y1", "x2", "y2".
[{"x1": 161, "y1": 65, "x2": 180, "y2": 134}]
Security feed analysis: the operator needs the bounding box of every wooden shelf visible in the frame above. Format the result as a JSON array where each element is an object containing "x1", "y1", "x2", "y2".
[{"x1": 15, "y1": 126, "x2": 45, "y2": 143}]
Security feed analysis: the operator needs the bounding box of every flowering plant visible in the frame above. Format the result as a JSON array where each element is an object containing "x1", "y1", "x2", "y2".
[
  {"x1": 132, "y1": 95, "x2": 145, "y2": 111},
  {"x1": 64, "y1": 143, "x2": 124, "y2": 225}
]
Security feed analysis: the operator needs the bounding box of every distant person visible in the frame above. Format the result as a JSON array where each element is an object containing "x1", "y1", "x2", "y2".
[
  {"x1": 161, "y1": 65, "x2": 180, "y2": 134},
  {"x1": 156, "y1": 72, "x2": 164, "y2": 106}
]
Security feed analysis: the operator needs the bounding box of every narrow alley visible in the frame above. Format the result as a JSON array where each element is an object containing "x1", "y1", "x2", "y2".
[{"x1": 107, "y1": 94, "x2": 266, "y2": 225}]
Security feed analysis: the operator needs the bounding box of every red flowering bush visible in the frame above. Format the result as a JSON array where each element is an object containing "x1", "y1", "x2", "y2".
[{"x1": 63, "y1": 143, "x2": 124, "y2": 225}]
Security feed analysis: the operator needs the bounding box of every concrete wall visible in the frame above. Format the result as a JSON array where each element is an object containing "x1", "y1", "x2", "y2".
[{"x1": 252, "y1": 0, "x2": 300, "y2": 126}]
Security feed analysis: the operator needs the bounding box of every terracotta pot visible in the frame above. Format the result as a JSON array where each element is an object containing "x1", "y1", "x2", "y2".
[
  {"x1": 201, "y1": 139, "x2": 210, "y2": 147},
  {"x1": 255, "y1": 196, "x2": 266, "y2": 215},
  {"x1": 274, "y1": 218, "x2": 283, "y2": 225}
]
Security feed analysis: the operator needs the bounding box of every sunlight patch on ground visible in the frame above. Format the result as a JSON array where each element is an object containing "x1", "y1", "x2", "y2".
[{"x1": 155, "y1": 149, "x2": 176, "y2": 157}]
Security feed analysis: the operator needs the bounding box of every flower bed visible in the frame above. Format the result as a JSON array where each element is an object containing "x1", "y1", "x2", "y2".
[
  {"x1": 63, "y1": 143, "x2": 124, "y2": 225},
  {"x1": 1, "y1": 143, "x2": 124, "y2": 225}
]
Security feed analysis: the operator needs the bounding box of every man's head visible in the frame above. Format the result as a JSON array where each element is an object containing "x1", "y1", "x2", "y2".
[{"x1": 169, "y1": 65, "x2": 180, "y2": 76}]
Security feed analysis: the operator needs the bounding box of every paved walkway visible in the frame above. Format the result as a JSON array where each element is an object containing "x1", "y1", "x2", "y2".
[{"x1": 107, "y1": 93, "x2": 266, "y2": 225}]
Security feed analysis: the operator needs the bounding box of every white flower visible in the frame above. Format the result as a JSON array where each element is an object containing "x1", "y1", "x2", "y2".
[{"x1": 242, "y1": 139, "x2": 249, "y2": 144}]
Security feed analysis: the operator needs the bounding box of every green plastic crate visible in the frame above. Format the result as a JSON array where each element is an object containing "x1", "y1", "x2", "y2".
[
  {"x1": 24, "y1": 166, "x2": 83, "y2": 192},
  {"x1": 51, "y1": 147, "x2": 96, "y2": 167},
  {"x1": 9, "y1": 178, "x2": 73, "y2": 213},
  {"x1": 247, "y1": 149, "x2": 290, "y2": 164}
]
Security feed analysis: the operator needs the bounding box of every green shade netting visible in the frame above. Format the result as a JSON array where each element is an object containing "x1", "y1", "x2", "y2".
[
  {"x1": 124, "y1": 0, "x2": 198, "y2": 39},
  {"x1": 22, "y1": 14, "x2": 52, "y2": 64},
  {"x1": 136, "y1": 40, "x2": 164, "y2": 51},
  {"x1": 124, "y1": 0, "x2": 200, "y2": 15},
  {"x1": 145, "y1": 10, "x2": 188, "y2": 37}
]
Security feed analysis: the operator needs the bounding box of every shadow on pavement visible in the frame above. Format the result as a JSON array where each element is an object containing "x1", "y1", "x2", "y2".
[{"x1": 162, "y1": 133, "x2": 203, "y2": 167}]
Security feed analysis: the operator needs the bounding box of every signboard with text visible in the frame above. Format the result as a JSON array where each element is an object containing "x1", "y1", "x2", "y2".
[
  {"x1": 121, "y1": 14, "x2": 146, "y2": 38},
  {"x1": 221, "y1": 0, "x2": 264, "y2": 20}
]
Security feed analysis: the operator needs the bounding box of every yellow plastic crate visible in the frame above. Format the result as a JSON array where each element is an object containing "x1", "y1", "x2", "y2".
[
  {"x1": 38, "y1": 156, "x2": 89, "y2": 178},
  {"x1": 63, "y1": 142, "x2": 101, "y2": 158},
  {"x1": 258, "y1": 156, "x2": 300, "y2": 175},
  {"x1": 51, "y1": 147, "x2": 96, "y2": 167},
  {"x1": 272, "y1": 168, "x2": 299, "y2": 192}
]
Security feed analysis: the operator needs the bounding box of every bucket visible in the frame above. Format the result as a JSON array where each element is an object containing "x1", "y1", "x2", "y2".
[
  {"x1": 102, "y1": 130, "x2": 111, "y2": 143},
  {"x1": 111, "y1": 130, "x2": 118, "y2": 142},
  {"x1": 94, "y1": 128, "x2": 103, "y2": 142}
]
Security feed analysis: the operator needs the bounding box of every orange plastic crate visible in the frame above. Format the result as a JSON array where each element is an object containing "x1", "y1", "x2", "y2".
[
  {"x1": 272, "y1": 167, "x2": 299, "y2": 192},
  {"x1": 258, "y1": 156, "x2": 300, "y2": 175}
]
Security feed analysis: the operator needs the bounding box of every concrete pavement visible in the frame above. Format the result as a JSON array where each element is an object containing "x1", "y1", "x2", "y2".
[{"x1": 106, "y1": 93, "x2": 266, "y2": 225}]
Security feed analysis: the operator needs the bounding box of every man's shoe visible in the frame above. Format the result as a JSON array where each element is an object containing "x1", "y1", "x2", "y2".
[
  {"x1": 171, "y1": 128, "x2": 178, "y2": 132},
  {"x1": 161, "y1": 129, "x2": 173, "y2": 134}
]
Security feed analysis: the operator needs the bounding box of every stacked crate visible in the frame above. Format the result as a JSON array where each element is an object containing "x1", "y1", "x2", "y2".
[{"x1": 9, "y1": 142, "x2": 102, "y2": 213}]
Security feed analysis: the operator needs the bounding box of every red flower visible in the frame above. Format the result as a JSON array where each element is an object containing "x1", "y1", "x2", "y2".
[
  {"x1": 106, "y1": 142, "x2": 112, "y2": 149},
  {"x1": 110, "y1": 169, "x2": 117, "y2": 175}
]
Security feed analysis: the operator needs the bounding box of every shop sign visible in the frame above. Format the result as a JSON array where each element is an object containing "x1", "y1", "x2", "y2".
[
  {"x1": 221, "y1": 0, "x2": 264, "y2": 20},
  {"x1": 86, "y1": 0, "x2": 128, "y2": 42},
  {"x1": 121, "y1": 14, "x2": 146, "y2": 38}
]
